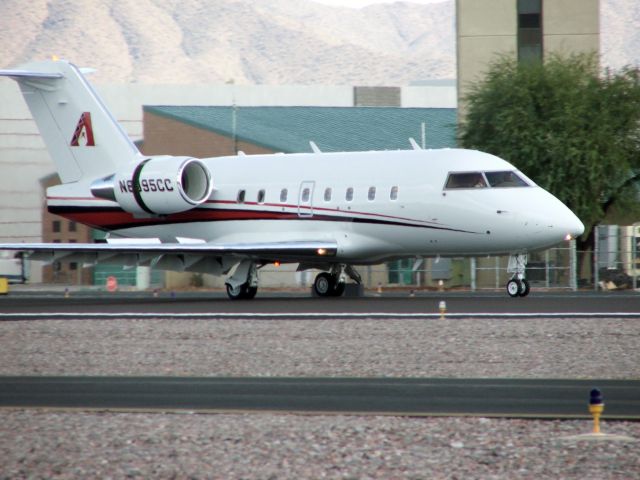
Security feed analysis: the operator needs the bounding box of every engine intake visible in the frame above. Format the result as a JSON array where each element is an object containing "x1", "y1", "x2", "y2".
[{"x1": 92, "y1": 156, "x2": 213, "y2": 215}]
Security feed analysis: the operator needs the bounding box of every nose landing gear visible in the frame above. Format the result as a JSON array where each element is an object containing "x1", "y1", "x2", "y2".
[
  {"x1": 506, "y1": 254, "x2": 530, "y2": 297},
  {"x1": 506, "y1": 277, "x2": 530, "y2": 297}
]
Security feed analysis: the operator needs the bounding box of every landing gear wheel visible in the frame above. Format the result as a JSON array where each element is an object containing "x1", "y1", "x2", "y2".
[
  {"x1": 506, "y1": 279, "x2": 521, "y2": 298},
  {"x1": 226, "y1": 283, "x2": 257, "y2": 300},
  {"x1": 518, "y1": 279, "x2": 530, "y2": 297},
  {"x1": 332, "y1": 281, "x2": 346, "y2": 297},
  {"x1": 244, "y1": 285, "x2": 258, "y2": 299},
  {"x1": 314, "y1": 272, "x2": 335, "y2": 297}
]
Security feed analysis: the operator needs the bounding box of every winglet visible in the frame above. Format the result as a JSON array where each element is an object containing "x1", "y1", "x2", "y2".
[{"x1": 409, "y1": 138, "x2": 422, "y2": 150}]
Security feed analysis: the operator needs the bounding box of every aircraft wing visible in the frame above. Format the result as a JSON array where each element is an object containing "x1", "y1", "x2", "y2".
[{"x1": 0, "y1": 240, "x2": 337, "y2": 270}]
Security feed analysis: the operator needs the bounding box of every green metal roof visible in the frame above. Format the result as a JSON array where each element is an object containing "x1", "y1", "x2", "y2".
[{"x1": 144, "y1": 106, "x2": 457, "y2": 153}]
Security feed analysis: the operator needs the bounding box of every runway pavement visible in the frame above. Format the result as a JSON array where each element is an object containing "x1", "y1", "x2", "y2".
[
  {"x1": 1, "y1": 289, "x2": 639, "y2": 318},
  {"x1": 2, "y1": 376, "x2": 639, "y2": 419}
]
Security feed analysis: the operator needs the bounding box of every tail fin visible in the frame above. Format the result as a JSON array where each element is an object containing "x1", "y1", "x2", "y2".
[{"x1": 0, "y1": 59, "x2": 141, "y2": 183}]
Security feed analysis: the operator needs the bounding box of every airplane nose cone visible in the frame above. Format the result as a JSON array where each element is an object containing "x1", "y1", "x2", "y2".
[{"x1": 563, "y1": 213, "x2": 585, "y2": 241}]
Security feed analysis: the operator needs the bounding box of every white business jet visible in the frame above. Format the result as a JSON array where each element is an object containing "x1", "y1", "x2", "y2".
[{"x1": 0, "y1": 60, "x2": 584, "y2": 299}]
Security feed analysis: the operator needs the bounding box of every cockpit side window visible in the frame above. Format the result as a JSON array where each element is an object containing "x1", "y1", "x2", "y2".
[
  {"x1": 485, "y1": 171, "x2": 529, "y2": 188},
  {"x1": 445, "y1": 172, "x2": 487, "y2": 189}
]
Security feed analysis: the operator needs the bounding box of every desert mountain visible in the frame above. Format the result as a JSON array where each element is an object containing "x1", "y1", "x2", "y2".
[{"x1": 0, "y1": 0, "x2": 636, "y2": 85}]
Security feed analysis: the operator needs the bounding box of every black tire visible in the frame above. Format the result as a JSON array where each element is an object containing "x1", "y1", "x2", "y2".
[
  {"x1": 226, "y1": 282, "x2": 257, "y2": 300},
  {"x1": 332, "y1": 281, "x2": 346, "y2": 297},
  {"x1": 244, "y1": 285, "x2": 258, "y2": 299},
  {"x1": 314, "y1": 272, "x2": 335, "y2": 297},
  {"x1": 506, "y1": 279, "x2": 521, "y2": 298},
  {"x1": 518, "y1": 279, "x2": 530, "y2": 297}
]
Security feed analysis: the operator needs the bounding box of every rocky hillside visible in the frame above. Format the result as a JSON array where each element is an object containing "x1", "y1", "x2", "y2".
[{"x1": 0, "y1": 0, "x2": 636, "y2": 85}]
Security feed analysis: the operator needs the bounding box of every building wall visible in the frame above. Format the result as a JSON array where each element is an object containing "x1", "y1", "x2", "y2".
[
  {"x1": 456, "y1": 0, "x2": 517, "y2": 119},
  {"x1": 354, "y1": 86, "x2": 401, "y2": 107},
  {"x1": 40, "y1": 175, "x2": 94, "y2": 285},
  {"x1": 141, "y1": 112, "x2": 275, "y2": 158},
  {"x1": 456, "y1": 0, "x2": 600, "y2": 119},
  {"x1": 0, "y1": 78, "x2": 455, "y2": 284},
  {"x1": 543, "y1": 0, "x2": 599, "y2": 56}
]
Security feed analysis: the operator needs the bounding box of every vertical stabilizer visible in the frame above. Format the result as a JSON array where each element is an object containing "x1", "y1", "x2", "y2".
[{"x1": 0, "y1": 59, "x2": 141, "y2": 183}]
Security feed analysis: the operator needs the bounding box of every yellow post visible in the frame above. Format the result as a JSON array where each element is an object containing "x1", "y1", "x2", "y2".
[
  {"x1": 589, "y1": 388, "x2": 604, "y2": 434},
  {"x1": 0, "y1": 277, "x2": 8, "y2": 295}
]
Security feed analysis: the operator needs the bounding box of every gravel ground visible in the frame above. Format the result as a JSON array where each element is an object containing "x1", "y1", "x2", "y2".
[
  {"x1": 1, "y1": 412, "x2": 638, "y2": 479},
  {"x1": 1, "y1": 317, "x2": 639, "y2": 479},
  {"x1": 1, "y1": 318, "x2": 639, "y2": 378}
]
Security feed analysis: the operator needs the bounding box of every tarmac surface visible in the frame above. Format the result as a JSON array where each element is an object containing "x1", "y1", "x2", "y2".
[
  {"x1": 1, "y1": 288, "x2": 640, "y2": 318},
  {"x1": 2, "y1": 376, "x2": 640, "y2": 419}
]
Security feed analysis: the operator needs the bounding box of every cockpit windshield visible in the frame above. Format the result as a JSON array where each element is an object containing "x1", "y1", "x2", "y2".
[
  {"x1": 445, "y1": 171, "x2": 530, "y2": 190},
  {"x1": 485, "y1": 171, "x2": 529, "y2": 188},
  {"x1": 445, "y1": 172, "x2": 487, "y2": 189}
]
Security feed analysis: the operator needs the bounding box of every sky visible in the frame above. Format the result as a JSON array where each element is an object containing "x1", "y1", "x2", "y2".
[{"x1": 310, "y1": 0, "x2": 447, "y2": 7}]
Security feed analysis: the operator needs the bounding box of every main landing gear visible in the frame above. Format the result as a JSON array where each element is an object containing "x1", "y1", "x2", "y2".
[
  {"x1": 506, "y1": 253, "x2": 530, "y2": 297},
  {"x1": 225, "y1": 260, "x2": 258, "y2": 300},
  {"x1": 313, "y1": 264, "x2": 361, "y2": 297}
]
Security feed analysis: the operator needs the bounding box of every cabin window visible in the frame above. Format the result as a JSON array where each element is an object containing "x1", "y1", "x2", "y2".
[
  {"x1": 368, "y1": 186, "x2": 376, "y2": 201},
  {"x1": 280, "y1": 188, "x2": 288, "y2": 202},
  {"x1": 237, "y1": 189, "x2": 246, "y2": 203},
  {"x1": 485, "y1": 171, "x2": 529, "y2": 188},
  {"x1": 301, "y1": 188, "x2": 310, "y2": 203},
  {"x1": 257, "y1": 189, "x2": 266, "y2": 204},
  {"x1": 390, "y1": 186, "x2": 398, "y2": 200},
  {"x1": 346, "y1": 187, "x2": 354, "y2": 202},
  {"x1": 445, "y1": 172, "x2": 487, "y2": 189},
  {"x1": 324, "y1": 187, "x2": 332, "y2": 202}
]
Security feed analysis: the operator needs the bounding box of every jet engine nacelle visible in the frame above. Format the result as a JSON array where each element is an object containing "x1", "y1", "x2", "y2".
[{"x1": 91, "y1": 156, "x2": 213, "y2": 215}]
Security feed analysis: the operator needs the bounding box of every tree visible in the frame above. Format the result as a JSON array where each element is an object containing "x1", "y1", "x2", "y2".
[{"x1": 459, "y1": 53, "x2": 640, "y2": 248}]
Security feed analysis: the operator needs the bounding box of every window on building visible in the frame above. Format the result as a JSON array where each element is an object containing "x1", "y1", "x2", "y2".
[
  {"x1": 69, "y1": 262, "x2": 78, "y2": 271},
  {"x1": 68, "y1": 221, "x2": 77, "y2": 232},
  {"x1": 346, "y1": 187, "x2": 354, "y2": 202},
  {"x1": 280, "y1": 188, "x2": 288, "y2": 203},
  {"x1": 257, "y1": 189, "x2": 266, "y2": 204},
  {"x1": 368, "y1": 186, "x2": 376, "y2": 201},
  {"x1": 390, "y1": 186, "x2": 399, "y2": 200},
  {"x1": 324, "y1": 187, "x2": 332, "y2": 202},
  {"x1": 237, "y1": 189, "x2": 246, "y2": 203},
  {"x1": 52, "y1": 220, "x2": 61, "y2": 233},
  {"x1": 518, "y1": 0, "x2": 542, "y2": 62}
]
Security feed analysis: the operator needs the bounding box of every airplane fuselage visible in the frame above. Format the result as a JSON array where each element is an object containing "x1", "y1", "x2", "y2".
[{"x1": 47, "y1": 148, "x2": 583, "y2": 264}]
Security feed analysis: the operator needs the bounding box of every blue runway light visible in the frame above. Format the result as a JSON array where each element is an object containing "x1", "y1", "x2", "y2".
[{"x1": 590, "y1": 388, "x2": 603, "y2": 405}]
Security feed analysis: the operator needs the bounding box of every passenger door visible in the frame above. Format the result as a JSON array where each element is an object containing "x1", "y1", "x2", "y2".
[{"x1": 298, "y1": 181, "x2": 315, "y2": 218}]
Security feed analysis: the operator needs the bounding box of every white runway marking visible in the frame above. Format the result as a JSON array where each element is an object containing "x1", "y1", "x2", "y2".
[{"x1": 2, "y1": 312, "x2": 640, "y2": 320}]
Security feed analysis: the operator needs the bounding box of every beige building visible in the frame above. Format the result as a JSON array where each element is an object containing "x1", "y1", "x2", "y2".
[{"x1": 457, "y1": 0, "x2": 600, "y2": 118}]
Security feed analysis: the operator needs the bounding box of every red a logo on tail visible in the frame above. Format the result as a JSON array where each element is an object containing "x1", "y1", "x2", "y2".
[{"x1": 70, "y1": 112, "x2": 95, "y2": 146}]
